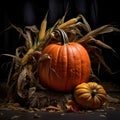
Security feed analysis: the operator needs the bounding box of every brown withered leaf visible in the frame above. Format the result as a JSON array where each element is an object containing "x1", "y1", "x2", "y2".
[
  {"x1": 17, "y1": 67, "x2": 30, "y2": 98},
  {"x1": 17, "y1": 65, "x2": 36, "y2": 98},
  {"x1": 88, "y1": 37, "x2": 117, "y2": 54},
  {"x1": 93, "y1": 49, "x2": 112, "y2": 73},
  {"x1": 65, "y1": 100, "x2": 80, "y2": 112},
  {"x1": 24, "y1": 25, "x2": 39, "y2": 33},
  {"x1": 65, "y1": 22, "x2": 90, "y2": 32},
  {"x1": 106, "y1": 95, "x2": 120, "y2": 103},
  {"x1": 28, "y1": 88, "x2": 72, "y2": 111},
  {"x1": 11, "y1": 24, "x2": 33, "y2": 49},
  {"x1": 86, "y1": 44, "x2": 112, "y2": 74},
  {"x1": 79, "y1": 14, "x2": 91, "y2": 32},
  {"x1": 44, "y1": 105, "x2": 62, "y2": 112},
  {"x1": 78, "y1": 24, "x2": 120, "y2": 43}
]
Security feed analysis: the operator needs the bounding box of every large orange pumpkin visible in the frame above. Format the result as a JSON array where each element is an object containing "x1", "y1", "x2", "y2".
[{"x1": 39, "y1": 29, "x2": 91, "y2": 92}]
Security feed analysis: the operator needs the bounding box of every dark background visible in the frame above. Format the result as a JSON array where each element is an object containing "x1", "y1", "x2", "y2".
[{"x1": 0, "y1": 0, "x2": 120, "y2": 84}]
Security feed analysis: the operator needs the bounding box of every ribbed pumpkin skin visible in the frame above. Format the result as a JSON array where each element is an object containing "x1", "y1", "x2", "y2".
[
  {"x1": 74, "y1": 82, "x2": 107, "y2": 109},
  {"x1": 39, "y1": 42, "x2": 91, "y2": 92}
]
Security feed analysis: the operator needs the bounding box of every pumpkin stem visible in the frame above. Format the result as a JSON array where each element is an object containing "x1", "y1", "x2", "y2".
[
  {"x1": 54, "y1": 29, "x2": 69, "y2": 45},
  {"x1": 91, "y1": 89, "x2": 97, "y2": 97}
]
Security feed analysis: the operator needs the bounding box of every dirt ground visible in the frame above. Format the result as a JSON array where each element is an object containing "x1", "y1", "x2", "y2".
[{"x1": 0, "y1": 81, "x2": 120, "y2": 120}]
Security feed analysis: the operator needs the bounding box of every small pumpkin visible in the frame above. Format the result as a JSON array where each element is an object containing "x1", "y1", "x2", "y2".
[
  {"x1": 74, "y1": 82, "x2": 107, "y2": 109},
  {"x1": 39, "y1": 29, "x2": 91, "y2": 92}
]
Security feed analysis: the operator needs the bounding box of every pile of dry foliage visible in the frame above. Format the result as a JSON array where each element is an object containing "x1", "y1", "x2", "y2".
[{"x1": 0, "y1": 13, "x2": 120, "y2": 112}]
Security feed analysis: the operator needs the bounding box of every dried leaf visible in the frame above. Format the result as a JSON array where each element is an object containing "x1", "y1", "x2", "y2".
[
  {"x1": 90, "y1": 70, "x2": 101, "y2": 82},
  {"x1": 38, "y1": 53, "x2": 51, "y2": 62},
  {"x1": 17, "y1": 64, "x2": 37, "y2": 98},
  {"x1": 88, "y1": 37, "x2": 116, "y2": 52},
  {"x1": 24, "y1": 25, "x2": 39, "y2": 33},
  {"x1": 78, "y1": 24, "x2": 120, "y2": 43},
  {"x1": 17, "y1": 67, "x2": 29, "y2": 98},
  {"x1": 80, "y1": 14, "x2": 91, "y2": 32},
  {"x1": 106, "y1": 95, "x2": 120, "y2": 103},
  {"x1": 87, "y1": 37, "x2": 119, "y2": 58},
  {"x1": 25, "y1": 30, "x2": 33, "y2": 48},
  {"x1": 94, "y1": 49, "x2": 112, "y2": 73},
  {"x1": 33, "y1": 113, "x2": 41, "y2": 118},
  {"x1": 15, "y1": 46, "x2": 26, "y2": 58},
  {"x1": 11, "y1": 115, "x2": 20, "y2": 120},
  {"x1": 65, "y1": 100, "x2": 79, "y2": 112},
  {"x1": 65, "y1": 21, "x2": 89, "y2": 32},
  {"x1": 45, "y1": 105, "x2": 62, "y2": 112},
  {"x1": 28, "y1": 87, "x2": 36, "y2": 98},
  {"x1": 86, "y1": 45, "x2": 111, "y2": 74},
  {"x1": 11, "y1": 24, "x2": 33, "y2": 49},
  {"x1": 1, "y1": 54, "x2": 21, "y2": 64}
]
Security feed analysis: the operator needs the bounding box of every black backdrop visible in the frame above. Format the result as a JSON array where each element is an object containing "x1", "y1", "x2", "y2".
[{"x1": 0, "y1": 0, "x2": 120, "y2": 84}]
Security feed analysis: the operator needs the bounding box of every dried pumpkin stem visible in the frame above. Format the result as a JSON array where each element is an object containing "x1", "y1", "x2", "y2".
[
  {"x1": 54, "y1": 29, "x2": 69, "y2": 45},
  {"x1": 91, "y1": 89, "x2": 97, "y2": 97}
]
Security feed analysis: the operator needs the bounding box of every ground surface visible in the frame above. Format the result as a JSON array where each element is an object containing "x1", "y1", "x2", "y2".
[
  {"x1": 0, "y1": 81, "x2": 120, "y2": 120},
  {"x1": 0, "y1": 109, "x2": 120, "y2": 120}
]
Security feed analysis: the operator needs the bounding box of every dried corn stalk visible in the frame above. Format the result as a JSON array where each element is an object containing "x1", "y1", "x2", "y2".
[{"x1": 1, "y1": 13, "x2": 120, "y2": 111}]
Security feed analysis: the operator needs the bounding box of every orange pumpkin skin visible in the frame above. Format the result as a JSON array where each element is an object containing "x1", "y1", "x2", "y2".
[
  {"x1": 74, "y1": 82, "x2": 107, "y2": 109},
  {"x1": 39, "y1": 30, "x2": 91, "y2": 92}
]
